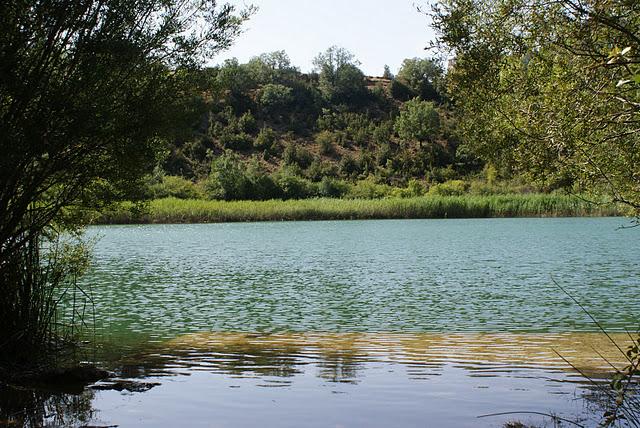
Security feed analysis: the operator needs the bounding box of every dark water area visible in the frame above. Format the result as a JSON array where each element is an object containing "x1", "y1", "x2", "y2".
[{"x1": 2, "y1": 218, "x2": 638, "y2": 427}]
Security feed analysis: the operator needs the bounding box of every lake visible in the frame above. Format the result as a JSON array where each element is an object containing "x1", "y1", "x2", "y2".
[{"x1": 3, "y1": 218, "x2": 638, "y2": 427}]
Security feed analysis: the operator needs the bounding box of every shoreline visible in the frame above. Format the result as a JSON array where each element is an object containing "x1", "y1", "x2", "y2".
[{"x1": 94, "y1": 194, "x2": 625, "y2": 224}]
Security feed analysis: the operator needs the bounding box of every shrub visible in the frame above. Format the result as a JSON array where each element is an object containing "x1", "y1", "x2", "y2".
[
  {"x1": 306, "y1": 159, "x2": 325, "y2": 182},
  {"x1": 283, "y1": 143, "x2": 313, "y2": 169},
  {"x1": 245, "y1": 159, "x2": 281, "y2": 200},
  {"x1": 315, "y1": 131, "x2": 335, "y2": 155},
  {"x1": 394, "y1": 98, "x2": 440, "y2": 146},
  {"x1": 316, "y1": 111, "x2": 374, "y2": 147},
  {"x1": 428, "y1": 179, "x2": 469, "y2": 196},
  {"x1": 149, "y1": 175, "x2": 204, "y2": 199},
  {"x1": 319, "y1": 176, "x2": 349, "y2": 198},
  {"x1": 273, "y1": 167, "x2": 317, "y2": 199},
  {"x1": 295, "y1": 146, "x2": 313, "y2": 169},
  {"x1": 254, "y1": 127, "x2": 277, "y2": 151},
  {"x1": 390, "y1": 79, "x2": 415, "y2": 101},
  {"x1": 428, "y1": 166, "x2": 459, "y2": 183},
  {"x1": 237, "y1": 111, "x2": 258, "y2": 134},
  {"x1": 205, "y1": 151, "x2": 251, "y2": 200},
  {"x1": 219, "y1": 130, "x2": 253, "y2": 150},
  {"x1": 358, "y1": 150, "x2": 375, "y2": 176},
  {"x1": 484, "y1": 163, "x2": 498, "y2": 186},
  {"x1": 259, "y1": 83, "x2": 294, "y2": 117},
  {"x1": 339, "y1": 154, "x2": 360, "y2": 177},
  {"x1": 376, "y1": 142, "x2": 393, "y2": 166},
  {"x1": 347, "y1": 178, "x2": 394, "y2": 199},
  {"x1": 372, "y1": 121, "x2": 393, "y2": 146},
  {"x1": 406, "y1": 179, "x2": 426, "y2": 197}
]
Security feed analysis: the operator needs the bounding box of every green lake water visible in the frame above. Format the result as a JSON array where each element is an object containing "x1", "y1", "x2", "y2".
[
  {"x1": 86, "y1": 217, "x2": 638, "y2": 338},
  {"x1": 3, "y1": 217, "x2": 639, "y2": 427}
]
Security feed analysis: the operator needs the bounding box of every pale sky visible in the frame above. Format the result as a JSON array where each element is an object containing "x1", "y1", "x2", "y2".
[{"x1": 214, "y1": 0, "x2": 436, "y2": 76}]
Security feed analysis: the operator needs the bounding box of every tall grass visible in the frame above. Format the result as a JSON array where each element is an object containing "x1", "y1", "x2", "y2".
[
  {"x1": 0, "y1": 232, "x2": 92, "y2": 374},
  {"x1": 95, "y1": 194, "x2": 625, "y2": 224}
]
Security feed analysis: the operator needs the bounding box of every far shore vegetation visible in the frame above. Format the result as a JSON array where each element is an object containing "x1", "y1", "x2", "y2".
[{"x1": 97, "y1": 194, "x2": 624, "y2": 224}]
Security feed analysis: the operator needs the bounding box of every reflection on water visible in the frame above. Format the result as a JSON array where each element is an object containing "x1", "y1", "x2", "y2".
[
  {"x1": 0, "y1": 386, "x2": 95, "y2": 427},
  {"x1": 3, "y1": 332, "x2": 633, "y2": 427},
  {"x1": 117, "y1": 332, "x2": 634, "y2": 381}
]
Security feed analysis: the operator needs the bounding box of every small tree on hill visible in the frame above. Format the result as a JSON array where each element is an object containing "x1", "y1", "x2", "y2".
[{"x1": 394, "y1": 98, "x2": 441, "y2": 148}]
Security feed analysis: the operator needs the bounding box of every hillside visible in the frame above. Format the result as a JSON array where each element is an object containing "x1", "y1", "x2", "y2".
[{"x1": 148, "y1": 48, "x2": 501, "y2": 201}]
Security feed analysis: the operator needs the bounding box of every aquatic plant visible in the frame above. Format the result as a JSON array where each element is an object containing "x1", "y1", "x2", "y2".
[
  {"x1": 0, "y1": 231, "x2": 93, "y2": 371},
  {"x1": 96, "y1": 194, "x2": 624, "y2": 224}
]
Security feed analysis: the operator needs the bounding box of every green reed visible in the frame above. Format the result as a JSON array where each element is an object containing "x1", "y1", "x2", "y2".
[{"x1": 95, "y1": 194, "x2": 625, "y2": 224}]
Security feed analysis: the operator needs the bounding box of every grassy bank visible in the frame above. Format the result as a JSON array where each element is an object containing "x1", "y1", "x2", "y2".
[{"x1": 94, "y1": 194, "x2": 624, "y2": 224}]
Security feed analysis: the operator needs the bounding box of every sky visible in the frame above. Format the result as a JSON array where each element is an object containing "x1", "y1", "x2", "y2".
[{"x1": 214, "y1": 0, "x2": 437, "y2": 76}]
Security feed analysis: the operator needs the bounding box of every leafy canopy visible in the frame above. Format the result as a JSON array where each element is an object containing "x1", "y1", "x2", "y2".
[
  {"x1": 394, "y1": 98, "x2": 441, "y2": 145},
  {"x1": 428, "y1": 0, "x2": 640, "y2": 212}
]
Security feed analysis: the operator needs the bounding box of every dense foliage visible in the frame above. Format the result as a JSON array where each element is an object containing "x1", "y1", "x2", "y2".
[
  {"x1": 156, "y1": 46, "x2": 493, "y2": 201},
  {"x1": 0, "y1": 0, "x2": 250, "y2": 365},
  {"x1": 427, "y1": 0, "x2": 640, "y2": 214}
]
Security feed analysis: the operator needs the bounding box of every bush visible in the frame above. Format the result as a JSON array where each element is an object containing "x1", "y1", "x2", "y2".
[
  {"x1": 319, "y1": 177, "x2": 349, "y2": 197},
  {"x1": 295, "y1": 146, "x2": 313, "y2": 169},
  {"x1": 347, "y1": 178, "x2": 394, "y2": 199},
  {"x1": 372, "y1": 121, "x2": 393, "y2": 146},
  {"x1": 316, "y1": 111, "x2": 374, "y2": 147},
  {"x1": 315, "y1": 131, "x2": 335, "y2": 155},
  {"x1": 219, "y1": 131, "x2": 253, "y2": 150},
  {"x1": 376, "y1": 142, "x2": 393, "y2": 166},
  {"x1": 206, "y1": 152, "x2": 286, "y2": 201},
  {"x1": 205, "y1": 151, "x2": 251, "y2": 200},
  {"x1": 394, "y1": 98, "x2": 440, "y2": 146},
  {"x1": 485, "y1": 163, "x2": 498, "y2": 186},
  {"x1": 283, "y1": 143, "x2": 313, "y2": 169},
  {"x1": 428, "y1": 179, "x2": 469, "y2": 196},
  {"x1": 358, "y1": 150, "x2": 375, "y2": 176},
  {"x1": 254, "y1": 127, "x2": 278, "y2": 151},
  {"x1": 339, "y1": 154, "x2": 360, "y2": 177},
  {"x1": 245, "y1": 160, "x2": 281, "y2": 200},
  {"x1": 407, "y1": 179, "x2": 426, "y2": 197},
  {"x1": 259, "y1": 83, "x2": 294, "y2": 118},
  {"x1": 388, "y1": 180, "x2": 426, "y2": 198},
  {"x1": 149, "y1": 175, "x2": 204, "y2": 199},
  {"x1": 273, "y1": 167, "x2": 318, "y2": 199},
  {"x1": 390, "y1": 79, "x2": 415, "y2": 101},
  {"x1": 428, "y1": 166, "x2": 459, "y2": 183},
  {"x1": 237, "y1": 111, "x2": 258, "y2": 134}
]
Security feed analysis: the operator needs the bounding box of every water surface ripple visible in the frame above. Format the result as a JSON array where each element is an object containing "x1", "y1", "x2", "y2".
[{"x1": 82, "y1": 217, "x2": 639, "y2": 341}]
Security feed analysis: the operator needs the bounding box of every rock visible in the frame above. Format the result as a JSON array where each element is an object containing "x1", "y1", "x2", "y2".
[{"x1": 90, "y1": 380, "x2": 160, "y2": 393}]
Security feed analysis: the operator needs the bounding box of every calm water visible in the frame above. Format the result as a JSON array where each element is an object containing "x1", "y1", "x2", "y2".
[{"x1": 4, "y1": 218, "x2": 639, "y2": 427}]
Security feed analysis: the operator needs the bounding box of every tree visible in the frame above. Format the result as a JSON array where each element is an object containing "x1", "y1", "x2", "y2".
[
  {"x1": 206, "y1": 150, "x2": 251, "y2": 200},
  {"x1": 396, "y1": 57, "x2": 445, "y2": 102},
  {"x1": 313, "y1": 46, "x2": 368, "y2": 105},
  {"x1": 313, "y1": 46, "x2": 359, "y2": 75},
  {"x1": 0, "y1": 0, "x2": 251, "y2": 365},
  {"x1": 428, "y1": 0, "x2": 640, "y2": 213},
  {"x1": 383, "y1": 65, "x2": 394, "y2": 79},
  {"x1": 216, "y1": 58, "x2": 257, "y2": 95},
  {"x1": 259, "y1": 83, "x2": 294, "y2": 119},
  {"x1": 394, "y1": 98, "x2": 441, "y2": 148},
  {"x1": 246, "y1": 50, "x2": 298, "y2": 84}
]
